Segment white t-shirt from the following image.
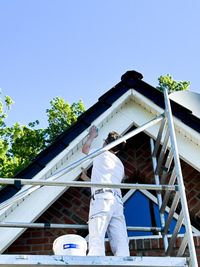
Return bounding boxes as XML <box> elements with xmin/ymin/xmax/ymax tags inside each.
<box><xmin>90</xmin><ymin>149</ymin><xmax>124</xmax><ymax>198</ymax></box>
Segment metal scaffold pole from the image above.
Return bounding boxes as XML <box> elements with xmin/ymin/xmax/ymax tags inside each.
<box><xmin>0</xmin><ymin>178</ymin><xmax>177</xmax><ymax>190</ymax></box>
<box><xmin>150</xmin><ymin>138</ymin><xmax>169</xmax><ymax>251</ymax></box>
<box><xmin>163</xmin><ymin>87</ymin><xmax>198</xmax><ymax>267</ymax></box>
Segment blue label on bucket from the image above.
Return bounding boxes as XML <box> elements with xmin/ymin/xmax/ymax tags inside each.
<box><xmin>63</xmin><ymin>243</ymin><xmax>79</xmax><ymax>249</ymax></box>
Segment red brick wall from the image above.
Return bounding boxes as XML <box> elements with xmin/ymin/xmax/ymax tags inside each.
<box><xmin>5</xmin><ymin>186</ymin><xmax>90</xmax><ymax>255</ymax></box>
<box><xmin>5</xmin><ymin>132</ymin><xmax>200</xmax><ymax>263</ymax></box>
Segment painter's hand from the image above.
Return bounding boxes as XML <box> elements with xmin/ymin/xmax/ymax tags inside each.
<box><xmin>89</xmin><ymin>125</ymin><xmax>98</xmax><ymax>138</ymax></box>
<box><xmin>80</xmin><ymin>168</ymin><xmax>90</xmax><ymax>181</ymax></box>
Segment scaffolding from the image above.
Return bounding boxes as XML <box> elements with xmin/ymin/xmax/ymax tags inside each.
<box><xmin>0</xmin><ymin>88</ymin><xmax>198</xmax><ymax>267</ymax></box>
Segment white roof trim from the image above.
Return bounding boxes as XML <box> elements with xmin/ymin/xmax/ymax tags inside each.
<box><xmin>130</xmin><ymin>89</ymin><xmax>200</xmax><ymax>171</ymax></box>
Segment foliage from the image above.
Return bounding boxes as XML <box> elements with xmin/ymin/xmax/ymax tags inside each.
<box><xmin>3</xmin><ymin>122</ymin><xmax>47</xmax><ymax>177</ymax></box>
<box><xmin>157</xmin><ymin>74</ymin><xmax>190</xmax><ymax>94</ymax></box>
<box><xmin>0</xmin><ymin>93</ymin><xmax>85</xmax><ymax>178</ymax></box>
<box><xmin>46</xmin><ymin>97</ymin><xmax>85</xmax><ymax>143</ymax></box>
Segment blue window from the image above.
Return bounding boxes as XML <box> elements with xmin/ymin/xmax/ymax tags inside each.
<box><xmin>124</xmin><ymin>190</ymin><xmax>185</xmax><ymax>237</ymax></box>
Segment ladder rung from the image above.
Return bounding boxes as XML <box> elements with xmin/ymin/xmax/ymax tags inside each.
<box><xmin>155</xmin><ymin>129</ymin><xmax>170</xmax><ymax>175</ymax></box>
<box><xmin>162</xmin><ymin>192</ymin><xmax>180</xmax><ymax>232</ymax></box>
<box><xmin>152</xmin><ymin>118</ymin><xmax>166</xmax><ymax>157</ymax></box>
<box><xmin>160</xmin><ymin>149</ymin><xmax>174</xmax><ymax>185</ymax></box>
<box><xmin>177</xmin><ymin>233</ymin><xmax>188</xmax><ymax>256</ymax></box>
<box><xmin>160</xmin><ymin>168</ymin><xmax>177</xmax><ymax>212</ymax></box>
<box><xmin>166</xmin><ymin>212</ymin><xmax>184</xmax><ymax>255</ymax></box>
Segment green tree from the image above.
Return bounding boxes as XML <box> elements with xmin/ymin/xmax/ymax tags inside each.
<box><xmin>46</xmin><ymin>97</ymin><xmax>85</xmax><ymax>143</ymax></box>
<box><xmin>0</xmin><ymin>94</ymin><xmax>85</xmax><ymax>178</ymax></box>
<box><xmin>157</xmin><ymin>74</ymin><xmax>190</xmax><ymax>94</ymax></box>
<box><xmin>4</xmin><ymin>122</ymin><xmax>47</xmax><ymax>176</ymax></box>
<box><xmin>0</xmin><ymin>93</ymin><xmax>15</xmax><ymax>177</ymax></box>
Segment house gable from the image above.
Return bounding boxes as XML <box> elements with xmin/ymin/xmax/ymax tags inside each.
<box><xmin>0</xmin><ymin>70</ymin><xmax>200</xmax><ymax>260</ymax></box>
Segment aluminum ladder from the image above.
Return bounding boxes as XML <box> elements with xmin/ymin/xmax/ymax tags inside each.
<box><xmin>149</xmin><ymin>88</ymin><xmax>198</xmax><ymax>267</ymax></box>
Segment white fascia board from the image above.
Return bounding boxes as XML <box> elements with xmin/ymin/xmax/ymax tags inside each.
<box><xmin>0</xmin><ymin>91</ymin><xmax>134</xmax><ymax>253</ymax></box>
<box><xmin>130</xmin><ymin>89</ymin><xmax>200</xmax><ymax>172</ymax></box>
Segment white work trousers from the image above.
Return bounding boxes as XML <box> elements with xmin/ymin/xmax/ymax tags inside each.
<box><xmin>87</xmin><ymin>195</ymin><xmax>130</xmax><ymax>256</ymax></box>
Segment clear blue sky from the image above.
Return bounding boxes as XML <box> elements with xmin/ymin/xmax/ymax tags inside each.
<box><xmin>0</xmin><ymin>0</ymin><xmax>200</xmax><ymax>128</ymax></box>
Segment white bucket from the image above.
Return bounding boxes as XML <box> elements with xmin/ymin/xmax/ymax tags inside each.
<box><xmin>53</xmin><ymin>234</ymin><xmax>87</xmax><ymax>256</ymax></box>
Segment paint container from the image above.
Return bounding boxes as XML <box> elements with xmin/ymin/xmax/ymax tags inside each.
<box><xmin>53</xmin><ymin>234</ymin><xmax>87</xmax><ymax>256</ymax></box>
